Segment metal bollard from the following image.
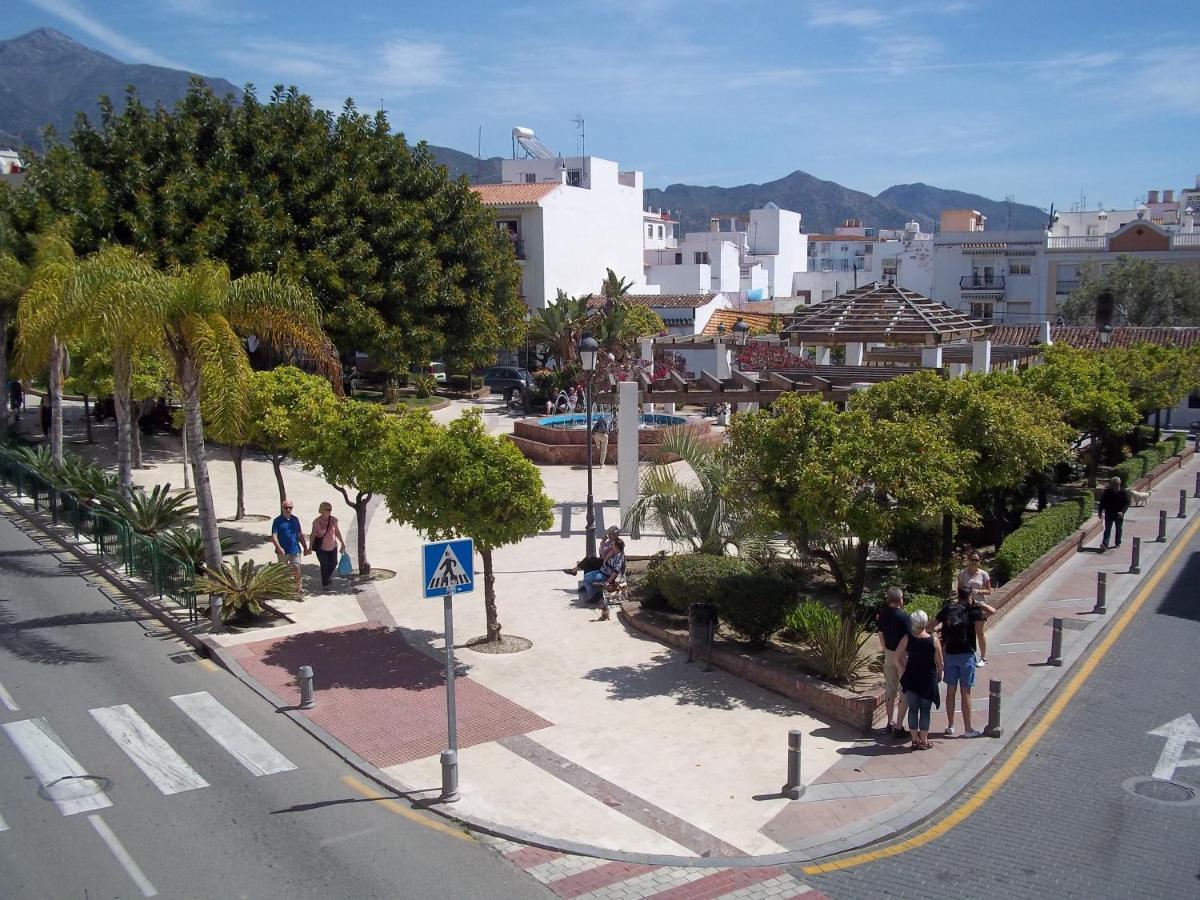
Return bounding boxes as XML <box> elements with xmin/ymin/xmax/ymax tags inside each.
<box><xmin>297</xmin><ymin>665</ymin><xmax>316</xmax><ymax>709</ymax></box>
<box><xmin>1047</xmin><ymin>618</ymin><xmax>1063</xmax><ymax>667</ymax></box>
<box><xmin>440</xmin><ymin>749</ymin><xmax>460</xmax><ymax>802</ymax></box>
<box><xmin>782</xmin><ymin>729</ymin><xmax>805</xmax><ymax>799</ymax></box>
<box><xmin>1158</xmin><ymin>509</ymin><xmax>1168</xmax><ymax>542</ymax></box>
<box><xmin>1092</xmin><ymin>572</ymin><xmax>1107</xmax><ymax>614</ymax></box>
<box><xmin>1195</xmin><ymin>470</ymin><xmax>1200</xmax><ymax>499</ymax></box>
<box><xmin>1130</xmin><ymin>536</ymin><xmax>1141</xmax><ymax>575</ymax></box>
<box><xmin>1179</xmin><ymin>489</ymin><xmax>1187</xmax><ymax>519</ymax></box>
<box><xmin>209</xmin><ymin>594</ymin><xmax>223</xmax><ymax>632</ymax></box>
<box><xmin>984</xmin><ymin>679</ymin><xmax>1003</xmax><ymax>737</ymax></box>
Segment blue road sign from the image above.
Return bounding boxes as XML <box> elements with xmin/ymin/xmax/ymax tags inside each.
<box><xmin>422</xmin><ymin>538</ymin><xmax>475</xmax><ymax>598</ymax></box>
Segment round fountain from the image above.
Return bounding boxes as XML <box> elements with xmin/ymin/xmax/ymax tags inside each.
<box><xmin>509</xmin><ymin>412</ymin><xmax>712</xmax><ymax>465</ymax></box>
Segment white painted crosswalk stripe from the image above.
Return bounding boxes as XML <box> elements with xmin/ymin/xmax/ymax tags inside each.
<box><xmin>89</xmin><ymin>705</ymin><xmax>209</xmax><ymax>795</ymax></box>
<box><xmin>1</xmin><ymin>718</ymin><xmax>113</xmax><ymax>815</ymax></box>
<box><xmin>0</xmin><ymin>809</ymin><xmax>8</xmax><ymax>831</ymax></box>
<box><xmin>0</xmin><ymin>678</ymin><xmax>19</xmax><ymax>712</ymax></box>
<box><xmin>170</xmin><ymin>692</ymin><xmax>296</xmax><ymax>777</ymax></box>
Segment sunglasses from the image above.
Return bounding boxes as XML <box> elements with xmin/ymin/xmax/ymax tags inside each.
<box><xmin>283</xmin><ymin>505</ymin><xmax>294</xmax><ymax>510</ymax></box>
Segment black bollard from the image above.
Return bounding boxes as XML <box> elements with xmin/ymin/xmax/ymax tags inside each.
<box><xmin>1047</xmin><ymin>618</ymin><xmax>1063</xmax><ymax>667</ymax></box>
<box><xmin>1130</xmin><ymin>536</ymin><xmax>1141</xmax><ymax>575</ymax></box>
<box><xmin>1158</xmin><ymin>509</ymin><xmax>1168</xmax><ymax>542</ymax></box>
<box><xmin>1179</xmin><ymin>489</ymin><xmax>1188</xmax><ymax>519</ymax></box>
<box><xmin>1092</xmin><ymin>572</ymin><xmax>1107</xmax><ymax>614</ymax></box>
<box><xmin>782</xmin><ymin>729</ymin><xmax>805</xmax><ymax>799</ymax></box>
<box><xmin>1194</xmin><ymin>470</ymin><xmax>1200</xmax><ymax>499</ymax></box>
<box><xmin>298</xmin><ymin>665</ymin><xmax>316</xmax><ymax>709</ymax></box>
<box><xmin>984</xmin><ymin>680</ymin><xmax>1003</xmax><ymax>737</ymax></box>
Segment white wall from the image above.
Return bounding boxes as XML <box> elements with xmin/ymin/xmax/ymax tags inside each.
<box><xmin>646</xmin><ymin>263</ymin><xmax>711</xmax><ymax>293</ymax></box>
<box><xmin>932</xmin><ymin>230</ymin><xmax>1048</xmax><ymax>322</ymax></box>
<box><xmin>747</xmin><ymin>207</ymin><xmax>807</xmax><ymax>298</ymax></box>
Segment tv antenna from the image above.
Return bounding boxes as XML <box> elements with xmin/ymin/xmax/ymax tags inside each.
<box><xmin>572</xmin><ymin>114</ymin><xmax>585</xmax><ymax>158</ymax></box>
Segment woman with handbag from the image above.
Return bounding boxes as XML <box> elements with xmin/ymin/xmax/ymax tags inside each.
<box><xmin>310</xmin><ymin>502</ymin><xmax>347</xmax><ymax>590</ymax></box>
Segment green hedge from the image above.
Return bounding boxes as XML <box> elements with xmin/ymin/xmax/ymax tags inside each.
<box><xmin>715</xmin><ymin>572</ymin><xmax>801</xmax><ymax>650</ymax></box>
<box><xmin>1112</xmin><ymin>458</ymin><xmax>1142</xmax><ymax>488</ymax></box>
<box><xmin>994</xmin><ymin>493</ymin><xmax>1095</xmax><ymax>583</ymax></box>
<box><xmin>1168</xmin><ymin>433</ymin><xmax>1188</xmax><ymax>455</ymax></box>
<box><xmin>1112</xmin><ymin>436</ymin><xmax>1185</xmax><ymax>489</ymax></box>
<box><xmin>643</xmin><ymin>553</ymin><xmax>751</xmax><ymax>612</ymax></box>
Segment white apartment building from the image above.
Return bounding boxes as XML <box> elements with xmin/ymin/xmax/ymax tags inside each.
<box><xmin>471</xmin><ymin>139</ymin><xmax>646</xmax><ymax>310</ymax></box>
<box><xmin>933</xmin><ymin>224</ymin><xmax>1047</xmax><ymax>323</ymax></box>
<box><xmin>790</xmin><ymin>220</ymin><xmax>934</xmax><ymax>309</ymax></box>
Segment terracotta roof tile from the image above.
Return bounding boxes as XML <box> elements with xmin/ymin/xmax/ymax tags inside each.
<box><xmin>701</xmin><ymin>308</ymin><xmax>774</xmax><ymax>335</ymax></box>
<box><xmin>590</xmin><ymin>293</ymin><xmax>722</xmax><ymax>310</ymax></box>
<box><xmin>470</xmin><ymin>183</ymin><xmax>561</xmax><ymax>206</ymax></box>
<box><xmin>988</xmin><ymin>325</ymin><xmax>1200</xmax><ymax>351</ymax></box>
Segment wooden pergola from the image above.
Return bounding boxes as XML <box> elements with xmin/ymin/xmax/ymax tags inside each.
<box><xmin>781</xmin><ymin>281</ymin><xmax>992</xmax><ymax>347</ymax></box>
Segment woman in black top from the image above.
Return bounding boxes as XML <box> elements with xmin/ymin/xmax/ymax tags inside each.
<box><xmin>897</xmin><ymin>610</ymin><xmax>943</xmax><ymax>750</ymax></box>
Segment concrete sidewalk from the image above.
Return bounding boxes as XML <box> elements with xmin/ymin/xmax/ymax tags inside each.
<box><xmin>17</xmin><ymin>403</ymin><xmax>1199</xmax><ymax>877</ymax></box>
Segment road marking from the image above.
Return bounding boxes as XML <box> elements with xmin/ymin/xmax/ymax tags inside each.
<box><xmin>1</xmin><ymin>718</ymin><xmax>113</xmax><ymax>815</ymax></box>
<box><xmin>196</xmin><ymin>658</ymin><xmax>219</xmax><ymax>673</ymax></box>
<box><xmin>340</xmin><ymin>775</ymin><xmax>474</xmax><ymax>843</ymax></box>
<box><xmin>0</xmin><ymin>679</ymin><xmax>19</xmax><ymax>712</ymax></box>
<box><xmin>89</xmin><ymin>705</ymin><xmax>209</xmax><ymax>795</ymax></box>
<box><xmin>170</xmin><ymin>692</ymin><xmax>296</xmax><ymax>777</ymax></box>
<box><xmin>88</xmin><ymin>815</ymin><xmax>158</xmax><ymax>897</ymax></box>
<box><xmin>805</xmin><ymin>510</ymin><xmax>1200</xmax><ymax>875</ymax></box>
<box><xmin>0</xmin><ymin>809</ymin><xmax>8</xmax><ymax>831</ymax></box>
<box><xmin>1148</xmin><ymin>714</ymin><xmax>1200</xmax><ymax>781</ymax></box>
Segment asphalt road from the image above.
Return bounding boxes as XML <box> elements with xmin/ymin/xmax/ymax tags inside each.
<box><xmin>0</xmin><ymin>512</ymin><xmax>547</xmax><ymax>899</ymax></box>
<box><xmin>798</xmin><ymin>520</ymin><xmax>1200</xmax><ymax>899</ymax></box>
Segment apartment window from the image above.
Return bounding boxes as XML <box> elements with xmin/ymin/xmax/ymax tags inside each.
<box><xmin>567</xmin><ymin>169</ymin><xmax>583</xmax><ymax>187</ymax></box>
<box><xmin>674</xmin><ymin>252</ymin><xmax>683</xmax><ymax>265</ymax></box>
<box><xmin>647</xmin><ymin>224</ymin><xmax>654</xmax><ymax>238</ymax></box>
<box><xmin>694</xmin><ymin>251</ymin><xmax>710</xmax><ymax>265</ymax></box>
<box><xmin>970</xmin><ymin>302</ymin><xmax>994</xmax><ymax>319</ymax></box>
<box><xmin>1008</xmin><ymin>261</ymin><xmax>1031</xmax><ymax>275</ymax></box>
<box><xmin>524</xmin><ymin>173</ymin><xmax>536</xmax><ymax>183</ymax></box>
<box><xmin>1086</xmin><ymin>225</ymin><xmax>1099</xmax><ymax>236</ymax></box>
<box><xmin>657</xmin><ymin>225</ymin><xmax>664</xmax><ymax>239</ymax></box>
<box><xmin>1188</xmin><ymin>392</ymin><xmax>1200</xmax><ymax>409</ymax></box>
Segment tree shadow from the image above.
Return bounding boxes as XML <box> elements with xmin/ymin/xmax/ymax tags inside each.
<box><xmin>259</xmin><ymin>625</ymin><xmax>464</xmax><ymax>691</ymax></box>
<box><xmin>1157</xmin><ymin>550</ymin><xmax>1200</xmax><ymax>623</ymax></box>
<box><xmin>0</xmin><ymin>606</ymin><xmax>106</xmax><ymax>665</ymax></box>
<box><xmin>0</xmin><ymin>548</ymin><xmax>78</xmax><ymax>580</ymax></box>
<box><xmin>217</xmin><ymin>522</ymin><xmax>274</xmax><ymax>552</ymax></box>
<box><xmin>583</xmin><ymin>648</ymin><xmax>799</xmax><ymax>714</ymax></box>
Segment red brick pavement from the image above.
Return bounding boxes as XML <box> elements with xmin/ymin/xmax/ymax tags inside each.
<box><xmin>232</xmin><ymin>622</ymin><xmax>551</xmax><ymax>766</ymax></box>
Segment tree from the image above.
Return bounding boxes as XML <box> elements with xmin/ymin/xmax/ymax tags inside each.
<box><xmin>529</xmin><ymin>290</ymin><xmax>591</xmax><ymax>369</ymax></box>
<box><xmin>1105</xmin><ymin>343</ymin><xmax>1200</xmax><ymax>440</ymax></box>
<box><xmin>1021</xmin><ymin>344</ymin><xmax>1140</xmax><ymax>486</ymax></box>
<box><xmin>294</xmin><ymin>398</ymin><xmax>435</xmax><ymax>574</ymax></box>
<box><xmin>246</xmin><ymin>366</ymin><xmax>336</xmax><ymax>505</ymax></box>
<box><xmin>726</xmin><ymin>392</ymin><xmax>971</xmax><ymax>615</ymax></box>
<box><xmin>0</xmin><ymin>250</ymin><xmax>29</xmax><ymax>440</ymax></box>
<box><xmin>33</xmin><ymin>84</ymin><xmax>525</xmax><ymax>376</ymax></box>
<box><xmin>1060</xmin><ymin>255</ymin><xmax>1200</xmax><ymax>326</ymax></box>
<box><xmin>125</xmin><ymin>262</ymin><xmax>337</xmax><ymax>570</ymax></box>
<box><xmin>625</xmin><ymin>427</ymin><xmax>763</xmax><ymax>556</ymax></box>
<box><xmin>384</xmin><ymin>409</ymin><xmax>553</xmax><ymax>643</ymax></box>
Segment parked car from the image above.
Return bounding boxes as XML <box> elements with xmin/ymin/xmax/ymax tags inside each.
<box><xmin>483</xmin><ymin>365</ymin><xmax>531</xmax><ymax>400</ymax></box>
<box><xmin>1189</xmin><ymin>419</ymin><xmax>1200</xmax><ymax>435</ymax></box>
<box><xmin>410</xmin><ymin>361</ymin><xmax>447</xmax><ymax>383</ymax></box>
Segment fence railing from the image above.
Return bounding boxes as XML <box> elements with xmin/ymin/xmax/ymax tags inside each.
<box><xmin>0</xmin><ymin>449</ymin><xmax>197</xmax><ymax>623</ymax></box>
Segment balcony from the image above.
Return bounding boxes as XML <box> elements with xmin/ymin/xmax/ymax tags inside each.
<box><xmin>960</xmin><ymin>275</ymin><xmax>1006</xmax><ymax>291</ymax></box>
<box><xmin>1056</xmin><ymin>280</ymin><xmax>1080</xmax><ymax>295</ymax></box>
<box><xmin>1047</xmin><ymin>235</ymin><xmax>1105</xmax><ymax>250</ymax></box>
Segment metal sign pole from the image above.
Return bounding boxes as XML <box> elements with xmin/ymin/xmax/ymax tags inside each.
<box><xmin>439</xmin><ymin>583</ymin><xmax>460</xmax><ymax>802</ymax></box>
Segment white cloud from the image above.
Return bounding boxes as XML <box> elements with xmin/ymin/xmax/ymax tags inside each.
<box><xmin>160</xmin><ymin>0</ymin><xmax>259</xmax><ymax>25</ymax></box>
<box><xmin>807</xmin><ymin>8</ymin><xmax>890</xmax><ymax>28</ymax></box>
<box><xmin>379</xmin><ymin>39</ymin><xmax>453</xmax><ymax>91</ymax></box>
<box><xmin>27</xmin><ymin>0</ymin><xmax>186</xmax><ymax>67</ymax></box>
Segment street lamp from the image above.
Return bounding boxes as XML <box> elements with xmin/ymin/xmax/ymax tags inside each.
<box><xmin>579</xmin><ymin>332</ymin><xmax>600</xmax><ymax>559</ymax></box>
<box><xmin>732</xmin><ymin>317</ymin><xmax>750</xmax><ymax>347</ymax></box>
<box><xmin>1099</xmin><ymin>323</ymin><xmax>1113</xmax><ymax>348</ymax></box>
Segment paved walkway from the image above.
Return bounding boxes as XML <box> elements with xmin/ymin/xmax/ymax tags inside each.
<box><xmin>14</xmin><ymin>401</ymin><xmax>1200</xmax><ymax>898</ymax></box>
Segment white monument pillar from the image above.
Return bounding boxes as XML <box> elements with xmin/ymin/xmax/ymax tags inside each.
<box><xmin>921</xmin><ymin>346</ymin><xmax>943</xmax><ymax>369</ymax></box>
<box><xmin>971</xmin><ymin>339</ymin><xmax>992</xmax><ymax>373</ymax></box>
<box><xmin>639</xmin><ymin>338</ymin><xmax>655</xmax><ymax>414</ymax></box>
<box><xmin>815</xmin><ymin>345</ymin><xmax>831</xmax><ymax>365</ymax></box>
<box><xmin>845</xmin><ymin>342</ymin><xmax>864</xmax><ymax>366</ymax></box>
<box><xmin>715</xmin><ymin>343</ymin><xmax>732</xmax><ymax>380</ymax></box>
<box><xmin>617</xmin><ymin>380</ymin><xmax>640</xmax><ymax>529</ymax></box>
<box><xmin>1039</xmin><ymin>321</ymin><xmax>1052</xmax><ymax>345</ymax></box>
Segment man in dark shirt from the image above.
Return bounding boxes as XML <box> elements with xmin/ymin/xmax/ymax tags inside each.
<box><xmin>1098</xmin><ymin>476</ymin><xmax>1130</xmax><ymax>550</ymax></box>
<box><xmin>935</xmin><ymin>589</ymin><xmax>996</xmax><ymax>737</ymax></box>
<box><xmin>876</xmin><ymin>587</ymin><xmax>913</xmax><ymax>737</ymax></box>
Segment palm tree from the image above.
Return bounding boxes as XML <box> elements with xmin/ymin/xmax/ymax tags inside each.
<box><xmin>0</xmin><ymin>252</ymin><xmax>29</xmax><ymax>440</ymax></box>
<box><xmin>127</xmin><ymin>262</ymin><xmax>336</xmax><ymax>570</ymax></box>
<box><xmin>529</xmin><ymin>290</ymin><xmax>591</xmax><ymax>369</ymax></box>
<box><xmin>624</xmin><ymin>427</ymin><xmax>765</xmax><ymax>556</ymax></box>
<box><xmin>599</xmin><ymin>268</ymin><xmax>634</xmax><ymax>307</ymax></box>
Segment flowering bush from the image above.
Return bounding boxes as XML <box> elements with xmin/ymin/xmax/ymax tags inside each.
<box><xmin>736</xmin><ymin>343</ymin><xmax>814</xmax><ymax>371</ymax></box>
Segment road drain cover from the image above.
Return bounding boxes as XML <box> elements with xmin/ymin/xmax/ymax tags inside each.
<box><xmin>38</xmin><ymin>775</ymin><xmax>111</xmax><ymax>803</ymax></box>
<box><xmin>1122</xmin><ymin>776</ymin><xmax>1199</xmax><ymax>806</ymax></box>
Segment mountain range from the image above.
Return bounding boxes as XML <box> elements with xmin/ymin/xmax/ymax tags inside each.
<box><xmin>0</xmin><ymin>28</ymin><xmax>1046</xmax><ymax>235</ymax></box>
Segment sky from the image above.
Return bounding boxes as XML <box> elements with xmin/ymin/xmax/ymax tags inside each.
<box><xmin>8</xmin><ymin>0</ymin><xmax>1198</xmax><ymax>212</ymax></box>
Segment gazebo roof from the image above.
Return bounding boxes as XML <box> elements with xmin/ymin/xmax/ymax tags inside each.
<box><xmin>782</xmin><ymin>281</ymin><xmax>991</xmax><ymax>346</ymax></box>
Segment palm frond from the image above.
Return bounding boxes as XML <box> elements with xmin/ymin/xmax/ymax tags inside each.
<box><xmin>113</xmin><ymin>483</ymin><xmax>197</xmax><ymax>535</ymax></box>
<box><xmin>195</xmin><ymin>557</ymin><xmax>299</xmax><ymax>620</ymax></box>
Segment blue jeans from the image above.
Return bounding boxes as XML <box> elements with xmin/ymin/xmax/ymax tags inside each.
<box><xmin>582</xmin><ymin>569</ymin><xmax>607</xmax><ymax>601</ymax></box>
<box><xmin>1103</xmin><ymin>513</ymin><xmax>1123</xmax><ymax>547</ymax></box>
<box><xmin>905</xmin><ymin>691</ymin><xmax>933</xmax><ymax>732</ymax></box>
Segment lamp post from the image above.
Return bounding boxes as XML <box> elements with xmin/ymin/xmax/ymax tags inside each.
<box><xmin>1099</xmin><ymin>323</ymin><xmax>1113</xmax><ymax>349</ymax></box>
<box><xmin>732</xmin><ymin>317</ymin><xmax>750</xmax><ymax>370</ymax></box>
<box><xmin>579</xmin><ymin>332</ymin><xmax>599</xmax><ymax>559</ymax></box>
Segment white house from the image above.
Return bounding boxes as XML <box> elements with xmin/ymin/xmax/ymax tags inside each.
<box><xmin>471</xmin><ymin>144</ymin><xmax>646</xmax><ymax>310</ymax></box>
<box><xmin>932</xmin><ymin>228</ymin><xmax>1048</xmax><ymax>323</ymax></box>
<box><xmin>790</xmin><ymin>220</ymin><xmax>933</xmax><ymax>309</ymax></box>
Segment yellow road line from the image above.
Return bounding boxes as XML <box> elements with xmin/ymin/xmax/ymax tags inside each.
<box><xmin>340</xmin><ymin>775</ymin><xmax>475</xmax><ymax>843</ymax></box>
<box><xmin>804</xmin><ymin>512</ymin><xmax>1200</xmax><ymax>875</ymax></box>
<box><xmin>196</xmin><ymin>658</ymin><xmax>219</xmax><ymax>673</ymax></box>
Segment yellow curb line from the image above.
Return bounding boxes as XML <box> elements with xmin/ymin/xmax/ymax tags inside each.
<box><xmin>340</xmin><ymin>775</ymin><xmax>475</xmax><ymax>843</ymax></box>
<box><xmin>196</xmin><ymin>658</ymin><xmax>219</xmax><ymax>673</ymax></box>
<box><xmin>803</xmin><ymin>511</ymin><xmax>1200</xmax><ymax>875</ymax></box>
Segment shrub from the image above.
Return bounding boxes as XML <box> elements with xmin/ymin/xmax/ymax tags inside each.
<box><xmin>643</xmin><ymin>553</ymin><xmax>751</xmax><ymax>612</ymax></box>
<box><xmin>883</xmin><ymin>516</ymin><xmax>943</xmax><ymax>565</ymax></box>
<box><xmin>896</xmin><ymin>560</ymin><xmax>953</xmax><ymax>596</ymax></box>
<box><xmin>806</xmin><ymin>617</ymin><xmax>875</xmax><ymax>687</ymax></box>
<box><xmin>448</xmin><ymin>374</ymin><xmax>471</xmax><ymax>390</ymax></box>
<box><xmin>113</xmin><ymin>484</ymin><xmax>197</xmax><ymax>536</ymax></box>
<box><xmin>1053</xmin><ymin>457</ymin><xmax>1085</xmax><ymax>485</ymax></box>
<box><xmin>905</xmin><ymin>592</ymin><xmax>947</xmax><ymax>623</ymax></box>
<box><xmin>993</xmin><ymin>493</ymin><xmax>1094</xmax><ymax>583</ymax></box>
<box><xmin>714</xmin><ymin>572</ymin><xmax>800</xmax><ymax>651</ymax></box>
<box><xmin>784</xmin><ymin>597</ymin><xmax>838</xmax><ymax>643</ymax></box>
<box><xmin>1112</xmin><ymin>458</ymin><xmax>1142</xmax><ymax>489</ymax></box>
<box><xmin>1170</xmin><ymin>433</ymin><xmax>1187</xmax><ymax>455</ymax></box>
<box><xmin>195</xmin><ymin>558</ymin><xmax>298</xmax><ymax>622</ymax></box>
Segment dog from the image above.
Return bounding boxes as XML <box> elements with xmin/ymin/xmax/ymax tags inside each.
<box><xmin>1129</xmin><ymin>488</ymin><xmax>1152</xmax><ymax>508</ymax></box>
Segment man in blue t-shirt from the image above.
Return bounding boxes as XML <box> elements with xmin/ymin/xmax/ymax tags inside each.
<box><xmin>271</xmin><ymin>499</ymin><xmax>309</xmax><ymax>594</ymax></box>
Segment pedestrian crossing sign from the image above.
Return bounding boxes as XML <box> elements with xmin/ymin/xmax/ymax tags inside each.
<box><xmin>423</xmin><ymin>538</ymin><xmax>475</xmax><ymax>598</ymax></box>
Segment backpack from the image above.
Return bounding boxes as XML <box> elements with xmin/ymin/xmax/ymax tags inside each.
<box><xmin>941</xmin><ymin>603</ymin><xmax>973</xmax><ymax>654</ymax></box>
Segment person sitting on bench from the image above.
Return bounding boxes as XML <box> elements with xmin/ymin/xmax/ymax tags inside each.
<box><xmin>563</xmin><ymin>526</ymin><xmax>619</xmax><ymax>576</ymax></box>
<box><xmin>582</xmin><ymin>538</ymin><xmax>625</xmax><ymax>604</ymax></box>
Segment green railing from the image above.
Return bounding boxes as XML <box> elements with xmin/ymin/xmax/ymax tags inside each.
<box><xmin>0</xmin><ymin>449</ymin><xmax>198</xmax><ymax>623</ymax></box>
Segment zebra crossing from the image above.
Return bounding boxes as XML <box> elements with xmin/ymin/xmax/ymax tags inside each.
<box><xmin>0</xmin><ymin>690</ymin><xmax>296</xmax><ymax>826</ymax></box>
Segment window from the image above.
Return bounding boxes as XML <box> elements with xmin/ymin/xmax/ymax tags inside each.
<box><xmin>1008</xmin><ymin>261</ymin><xmax>1031</xmax><ymax>275</ymax></box>
<box><xmin>657</xmin><ymin>225</ymin><xmax>664</xmax><ymax>239</ymax></box>
<box><xmin>1188</xmin><ymin>392</ymin><xmax>1200</xmax><ymax>409</ymax></box>
<box><xmin>694</xmin><ymin>251</ymin><xmax>710</xmax><ymax>265</ymax></box>
<box><xmin>567</xmin><ymin>169</ymin><xmax>583</xmax><ymax>187</ymax></box>
<box><xmin>647</xmin><ymin>224</ymin><xmax>654</xmax><ymax>238</ymax></box>
<box><xmin>524</xmin><ymin>173</ymin><xmax>536</xmax><ymax>183</ymax></box>
<box><xmin>970</xmin><ymin>302</ymin><xmax>994</xmax><ymax>319</ymax></box>
<box><xmin>1086</xmin><ymin>225</ymin><xmax>1099</xmax><ymax>236</ymax></box>
<box><xmin>674</xmin><ymin>252</ymin><xmax>683</xmax><ymax>265</ymax></box>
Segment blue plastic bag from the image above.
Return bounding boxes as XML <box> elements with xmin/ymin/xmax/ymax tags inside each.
<box><xmin>337</xmin><ymin>551</ymin><xmax>353</xmax><ymax>576</ymax></box>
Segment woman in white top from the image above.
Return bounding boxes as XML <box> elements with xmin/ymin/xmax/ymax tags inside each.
<box><xmin>958</xmin><ymin>551</ymin><xmax>993</xmax><ymax>665</ymax></box>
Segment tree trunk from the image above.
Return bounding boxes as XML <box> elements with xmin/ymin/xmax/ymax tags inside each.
<box><xmin>181</xmin><ymin>424</ymin><xmax>190</xmax><ymax>490</ymax></box>
<box><xmin>130</xmin><ymin>402</ymin><xmax>143</xmax><ymax>469</ymax></box>
<box><xmin>481</xmin><ymin>547</ymin><xmax>501</xmax><ymax>643</ymax></box>
<box><xmin>992</xmin><ymin>491</ymin><xmax>1006</xmax><ymax>547</ymax></box>
<box><xmin>113</xmin><ymin>350</ymin><xmax>133</xmax><ymax>493</ymax></box>
<box><xmin>82</xmin><ymin>395</ymin><xmax>93</xmax><ymax>443</ymax></box>
<box><xmin>354</xmin><ymin>493</ymin><xmax>371</xmax><ymax>575</ymax></box>
<box><xmin>271</xmin><ymin>455</ymin><xmax>287</xmax><ymax>505</ymax></box>
<box><xmin>49</xmin><ymin>337</ymin><xmax>63</xmax><ymax>464</ymax></box>
<box><xmin>177</xmin><ymin>354</ymin><xmax>223</xmax><ymax>571</ymax></box>
<box><xmin>1087</xmin><ymin>435</ymin><xmax>1099</xmax><ymax>488</ymax></box>
<box><xmin>231</xmin><ymin>446</ymin><xmax>245</xmax><ymax>520</ymax></box>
